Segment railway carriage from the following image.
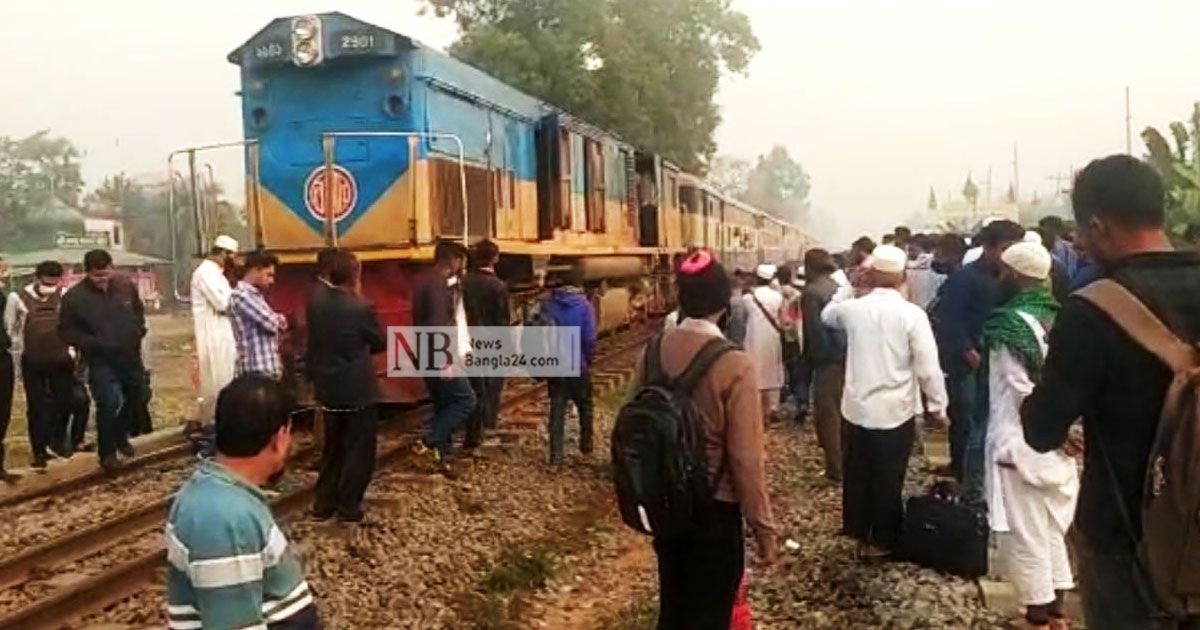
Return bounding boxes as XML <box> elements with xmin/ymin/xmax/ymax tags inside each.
<box><xmin>179</xmin><ymin>12</ymin><xmax>812</xmax><ymax>402</ymax></box>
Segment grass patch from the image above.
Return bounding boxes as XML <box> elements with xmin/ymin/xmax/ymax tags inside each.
<box><xmin>481</xmin><ymin>547</ymin><xmax>559</xmax><ymax>594</ymax></box>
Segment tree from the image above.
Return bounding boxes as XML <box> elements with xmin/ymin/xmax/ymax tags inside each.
<box><xmin>1142</xmin><ymin>103</ymin><xmax>1200</xmax><ymax>240</ymax></box>
<box><xmin>421</xmin><ymin>0</ymin><xmax>759</xmax><ymax>172</ymax></box>
<box><xmin>707</xmin><ymin>155</ymin><xmax>751</xmax><ymax>198</ymax></box>
<box><xmin>0</xmin><ymin>131</ymin><xmax>84</xmax><ymax>249</ymax></box>
<box><xmin>741</xmin><ymin>146</ymin><xmax>811</xmax><ymax>223</ymax></box>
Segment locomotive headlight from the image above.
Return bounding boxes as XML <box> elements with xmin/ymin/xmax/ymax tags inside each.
<box><xmin>293</xmin><ymin>19</ymin><xmax>317</xmax><ymax>41</ymax></box>
<box><xmin>291</xmin><ymin>15</ymin><xmax>323</xmax><ymax>67</ymax></box>
<box><xmin>295</xmin><ymin>42</ymin><xmax>318</xmax><ymax>65</ymax></box>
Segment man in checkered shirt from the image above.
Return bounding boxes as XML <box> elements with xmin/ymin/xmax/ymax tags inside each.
<box><xmin>231</xmin><ymin>251</ymin><xmax>288</xmax><ymax>380</ymax></box>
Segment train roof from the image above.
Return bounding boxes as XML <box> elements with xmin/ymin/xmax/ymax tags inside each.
<box><xmin>230</xmin><ymin>12</ymin><xmax>626</xmax><ymax>148</ymax></box>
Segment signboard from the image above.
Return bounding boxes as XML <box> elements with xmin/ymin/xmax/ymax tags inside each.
<box><xmin>304</xmin><ymin>165</ymin><xmax>358</xmax><ymax>223</ymax></box>
<box><xmin>55</xmin><ymin>232</ymin><xmax>110</xmax><ymax>249</ymax></box>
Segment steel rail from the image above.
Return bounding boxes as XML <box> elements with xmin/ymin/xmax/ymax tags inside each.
<box><xmin>0</xmin><ymin>330</ymin><xmax>653</xmax><ymax>630</ymax></box>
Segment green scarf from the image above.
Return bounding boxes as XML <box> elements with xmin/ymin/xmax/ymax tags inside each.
<box><xmin>983</xmin><ymin>286</ymin><xmax>1059</xmax><ymax>374</ymax></box>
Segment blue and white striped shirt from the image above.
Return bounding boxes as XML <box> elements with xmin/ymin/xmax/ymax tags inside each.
<box><xmin>165</xmin><ymin>459</ymin><xmax>316</xmax><ymax>629</ymax></box>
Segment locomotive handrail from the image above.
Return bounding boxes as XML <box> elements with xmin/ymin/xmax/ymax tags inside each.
<box><xmin>166</xmin><ymin>139</ymin><xmax>261</xmax><ymax>302</ymax></box>
<box><xmin>321</xmin><ymin>131</ymin><xmax>470</xmax><ymax>246</ymax></box>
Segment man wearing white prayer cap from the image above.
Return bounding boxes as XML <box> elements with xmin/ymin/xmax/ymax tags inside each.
<box><xmin>743</xmin><ymin>262</ymin><xmax>786</xmax><ymax>419</ymax></box>
<box><xmin>982</xmin><ymin>240</ymin><xmax>1078</xmax><ymax>627</ymax></box>
<box><xmin>821</xmin><ymin>244</ymin><xmax>949</xmax><ymax>558</ymax></box>
<box><xmin>190</xmin><ymin>235</ymin><xmax>241</xmax><ymax>434</ymax></box>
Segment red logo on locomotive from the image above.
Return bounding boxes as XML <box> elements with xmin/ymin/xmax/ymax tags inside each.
<box><xmin>304</xmin><ymin>165</ymin><xmax>358</xmax><ymax>223</ymax></box>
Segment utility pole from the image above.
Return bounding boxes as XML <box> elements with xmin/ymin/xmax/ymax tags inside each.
<box><xmin>1012</xmin><ymin>143</ymin><xmax>1020</xmax><ymax>203</ymax></box>
<box><xmin>1125</xmin><ymin>87</ymin><xmax>1133</xmax><ymax>155</ymax></box>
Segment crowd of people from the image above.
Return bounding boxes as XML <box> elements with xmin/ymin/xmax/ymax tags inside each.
<box><xmin>6</xmin><ymin>153</ymin><xmax>1199</xmax><ymax>629</ymax></box>
<box><xmin>644</xmin><ymin>153</ymin><xmax>1199</xmax><ymax>630</ymax></box>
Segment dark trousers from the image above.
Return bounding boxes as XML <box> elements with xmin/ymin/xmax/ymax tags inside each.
<box><xmin>465</xmin><ymin>376</ymin><xmax>504</xmax><ymax>447</ymax></box>
<box><xmin>21</xmin><ymin>359</ymin><xmax>76</xmax><ymax>458</ymax></box>
<box><xmin>423</xmin><ymin>376</ymin><xmax>476</xmax><ymax>455</ymax></box>
<box><xmin>948</xmin><ymin>364</ymin><xmax>989</xmax><ymax>505</ymax></box>
<box><xmin>786</xmin><ymin>357</ymin><xmax>812</xmax><ymax>411</ymax></box>
<box><xmin>812</xmin><ymin>363</ymin><xmax>844</xmax><ymax>480</ymax></box>
<box><xmin>126</xmin><ymin>370</ymin><xmax>153</xmax><ymax>437</ymax></box>
<box><xmin>946</xmin><ymin>367</ymin><xmax>981</xmax><ymax>484</ymax></box>
<box><xmin>547</xmin><ymin>373</ymin><xmax>593</xmax><ymax>462</ymax></box>
<box><xmin>66</xmin><ymin>374</ymin><xmax>90</xmax><ymax>448</ymax></box>
<box><xmin>842</xmin><ymin>419</ymin><xmax>915</xmax><ymax>550</ymax></box>
<box><xmin>314</xmin><ymin>405</ymin><xmax>378</xmax><ymax>520</ymax></box>
<box><xmin>0</xmin><ymin>354</ymin><xmax>12</xmax><ymax>469</ymax></box>
<box><xmin>88</xmin><ymin>361</ymin><xmax>144</xmax><ymax>459</ymax></box>
<box><xmin>1074</xmin><ymin>541</ymin><xmax>1200</xmax><ymax>630</ymax></box>
<box><xmin>653</xmin><ymin>501</ymin><xmax>744</xmax><ymax>630</ymax></box>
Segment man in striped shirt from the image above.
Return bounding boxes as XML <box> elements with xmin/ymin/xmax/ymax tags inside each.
<box><xmin>230</xmin><ymin>252</ymin><xmax>288</xmax><ymax>380</ymax></box>
<box><xmin>166</xmin><ymin>374</ymin><xmax>318</xmax><ymax>629</ymax></box>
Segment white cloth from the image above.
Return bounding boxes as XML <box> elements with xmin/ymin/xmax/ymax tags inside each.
<box><xmin>742</xmin><ymin>285</ymin><xmax>785</xmax><ymax>391</ymax></box>
<box><xmin>821</xmin><ymin>288</ymin><xmax>947</xmax><ymax>429</ymax></box>
<box><xmin>905</xmin><ymin>254</ymin><xmax>945</xmax><ymax>310</ymax></box>
<box><xmin>963</xmin><ymin>246</ymin><xmax>983</xmax><ymax>266</ymax></box>
<box><xmin>984</xmin><ymin>314</ymin><xmax>1078</xmax><ymax>607</ymax></box>
<box><xmin>190</xmin><ymin>259</ymin><xmax>237</xmax><ymax>423</ymax></box>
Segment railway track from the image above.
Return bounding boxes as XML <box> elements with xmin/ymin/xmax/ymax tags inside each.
<box><xmin>0</xmin><ymin>326</ymin><xmax>653</xmax><ymax>629</ymax></box>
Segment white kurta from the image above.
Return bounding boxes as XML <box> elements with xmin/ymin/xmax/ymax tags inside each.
<box><xmin>742</xmin><ymin>286</ymin><xmax>785</xmax><ymax>391</ymax></box>
<box><xmin>984</xmin><ymin>319</ymin><xmax>1079</xmax><ymax>606</ymax></box>
<box><xmin>190</xmin><ymin>259</ymin><xmax>237</xmax><ymax>423</ymax></box>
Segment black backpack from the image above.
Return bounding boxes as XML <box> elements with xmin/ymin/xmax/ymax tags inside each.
<box><xmin>19</xmin><ymin>289</ymin><xmax>72</xmax><ymax>369</ymax></box>
<box><xmin>611</xmin><ymin>335</ymin><xmax>737</xmax><ymax>539</ymax></box>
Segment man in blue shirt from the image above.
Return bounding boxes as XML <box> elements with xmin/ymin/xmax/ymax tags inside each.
<box><xmin>166</xmin><ymin>374</ymin><xmax>318</xmax><ymax>629</ymax></box>
<box><xmin>933</xmin><ymin>220</ymin><xmax>1025</xmax><ymax>505</ymax></box>
<box><xmin>542</xmin><ymin>268</ymin><xmax>597</xmax><ymax>465</ymax></box>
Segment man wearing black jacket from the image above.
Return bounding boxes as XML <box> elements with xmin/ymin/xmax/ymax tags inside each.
<box><xmin>463</xmin><ymin>240</ymin><xmax>509</xmax><ymax>449</ymax></box>
<box><xmin>59</xmin><ymin>250</ymin><xmax>147</xmax><ymax>472</ymax></box>
<box><xmin>412</xmin><ymin>240</ymin><xmax>476</xmax><ymax>465</ymax></box>
<box><xmin>309</xmin><ymin>250</ymin><xmax>386</xmax><ymax>522</ymax></box>
<box><xmin>1022</xmin><ymin>155</ymin><xmax>1200</xmax><ymax>629</ymax></box>
<box><xmin>800</xmin><ymin>248</ymin><xmax>845</xmax><ymax>481</ymax></box>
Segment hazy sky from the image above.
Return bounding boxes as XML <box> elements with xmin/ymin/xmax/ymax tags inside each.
<box><xmin>3</xmin><ymin>1</ymin><xmax>1199</xmax><ymax>244</ymax></box>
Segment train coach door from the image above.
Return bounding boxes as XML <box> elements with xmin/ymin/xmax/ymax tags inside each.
<box><xmin>535</xmin><ymin>114</ymin><xmax>562</xmax><ymax>240</ymax></box>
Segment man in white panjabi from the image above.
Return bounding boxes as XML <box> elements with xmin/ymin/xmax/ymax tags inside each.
<box><xmin>982</xmin><ymin>241</ymin><xmax>1078</xmax><ymax>630</ymax></box>
<box><xmin>822</xmin><ymin>245</ymin><xmax>949</xmax><ymax>558</ymax></box>
<box><xmin>742</xmin><ymin>263</ymin><xmax>785</xmax><ymax>419</ymax></box>
<box><xmin>190</xmin><ymin>235</ymin><xmax>240</xmax><ymax>425</ymax></box>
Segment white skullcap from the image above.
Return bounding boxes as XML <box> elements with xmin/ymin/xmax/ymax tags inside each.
<box><xmin>1001</xmin><ymin>241</ymin><xmax>1052</xmax><ymax>280</ymax></box>
<box><xmin>755</xmin><ymin>264</ymin><xmax>777</xmax><ymax>280</ymax></box>
<box><xmin>213</xmin><ymin>235</ymin><xmax>240</xmax><ymax>253</ymax></box>
<box><xmin>1024</xmin><ymin>230</ymin><xmax>1043</xmax><ymax>245</ymax></box>
<box><xmin>867</xmin><ymin>245</ymin><xmax>908</xmax><ymax>274</ymax></box>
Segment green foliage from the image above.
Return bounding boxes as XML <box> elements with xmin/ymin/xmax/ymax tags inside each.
<box><xmin>1142</xmin><ymin>103</ymin><xmax>1200</xmax><ymax>241</ymax></box>
<box><xmin>481</xmin><ymin>547</ymin><xmax>559</xmax><ymax>594</ymax></box>
<box><xmin>0</xmin><ymin>131</ymin><xmax>85</xmax><ymax>249</ymax></box>
<box><xmin>422</xmin><ymin>0</ymin><xmax>759</xmax><ymax>172</ymax></box>
<box><xmin>706</xmin><ymin>155</ymin><xmax>751</xmax><ymax>198</ymax></box>
<box><xmin>742</xmin><ymin>146</ymin><xmax>811</xmax><ymax>223</ymax></box>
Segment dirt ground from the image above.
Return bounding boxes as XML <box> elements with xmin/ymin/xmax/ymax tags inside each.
<box><xmin>5</xmin><ymin>310</ymin><xmax>196</xmax><ymax>467</ymax></box>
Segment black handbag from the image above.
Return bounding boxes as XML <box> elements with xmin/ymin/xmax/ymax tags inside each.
<box><xmin>899</xmin><ymin>482</ymin><xmax>989</xmax><ymax>578</ymax></box>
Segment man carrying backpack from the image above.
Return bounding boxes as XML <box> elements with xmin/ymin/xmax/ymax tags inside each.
<box><xmin>615</xmin><ymin>249</ymin><xmax>776</xmax><ymax>629</ymax></box>
<box><xmin>1023</xmin><ymin>155</ymin><xmax>1200</xmax><ymax>629</ymax></box>
<box><xmin>6</xmin><ymin>261</ymin><xmax>76</xmax><ymax>467</ymax></box>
